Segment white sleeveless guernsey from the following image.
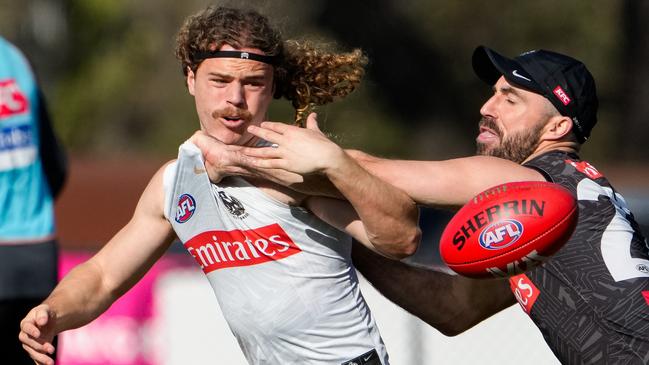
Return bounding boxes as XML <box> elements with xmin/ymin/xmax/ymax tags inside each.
<box><xmin>163</xmin><ymin>142</ymin><xmax>389</xmax><ymax>365</ymax></box>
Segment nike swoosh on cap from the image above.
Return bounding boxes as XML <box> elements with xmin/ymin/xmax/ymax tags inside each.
<box><xmin>512</xmin><ymin>69</ymin><xmax>532</xmax><ymax>82</ymax></box>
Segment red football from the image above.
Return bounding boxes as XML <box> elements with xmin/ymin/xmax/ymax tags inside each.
<box><xmin>439</xmin><ymin>181</ymin><xmax>578</xmax><ymax>278</ymax></box>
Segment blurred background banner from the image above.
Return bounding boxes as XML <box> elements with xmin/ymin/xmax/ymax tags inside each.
<box><xmin>56</xmin><ymin>253</ymin><xmax>175</xmax><ymax>365</ymax></box>
<box><xmin>2</xmin><ymin>0</ymin><xmax>648</xmax><ymax>364</ymax></box>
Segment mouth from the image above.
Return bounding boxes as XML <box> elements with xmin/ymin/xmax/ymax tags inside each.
<box><xmin>476</xmin><ymin>126</ymin><xmax>500</xmax><ymax>143</ymax></box>
<box><xmin>220</xmin><ymin>115</ymin><xmax>247</xmax><ymax>128</ymax></box>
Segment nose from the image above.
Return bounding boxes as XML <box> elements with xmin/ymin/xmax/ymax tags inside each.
<box><xmin>479</xmin><ymin>94</ymin><xmax>497</xmax><ymax>119</ymax></box>
<box><xmin>225</xmin><ymin>82</ymin><xmax>246</xmax><ymax>108</ymax></box>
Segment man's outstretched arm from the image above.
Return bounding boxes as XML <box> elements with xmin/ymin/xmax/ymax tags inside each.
<box><xmin>192</xmin><ymin>114</ymin><xmax>421</xmax><ymax>258</ymax></box>
<box><xmin>19</xmin><ymin>164</ymin><xmax>176</xmax><ymax>365</ymax></box>
<box><xmin>347</xmin><ymin>149</ymin><xmax>546</xmax><ymax>208</ymax></box>
<box><xmin>243</xmin><ymin>114</ymin><xmax>421</xmax><ymax>259</ymax></box>
<box><xmin>351</xmin><ymin>241</ymin><xmax>516</xmax><ymax>335</ymax></box>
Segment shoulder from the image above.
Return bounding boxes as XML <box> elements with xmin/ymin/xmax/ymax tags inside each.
<box><xmin>136</xmin><ymin>160</ymin><xmax>177</xmax><ymax>219</ymax></box>
<box><xmin>524</xmin><ymin>151</ymin><xmax>611</xmax><ymax>197</ymax></box>
<box><xmin>148</xmin><ymin>160</ymin><xmax>177</xmax><ymax>189</ymax></box>
<box><xmin>160</xmin><ymin>159</ymin><xmax>178</xmax><ymax>188</ymax></box>
<box><xmin>524</xmin><ymin>150</ymin><xmax>571</xmax><ymax>169</ymax></box>
<box><xmin>524</xmin><ymin>151</ymin><xmax>586</xmax><ymax>184</ymax></box>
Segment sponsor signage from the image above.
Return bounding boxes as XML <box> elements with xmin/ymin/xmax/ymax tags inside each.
<box><xmin>0</xmin><ymin>79</ymin><xmax>28</xmax><ymax>118</ymax></box>
<box><xmin>509</xmin><ymin>273</ymin><xmax>540</xmax><ymax>314</ymax></box>
<box><xmin>184</xmin><ymin>223</ymin><xmax>301</xmax><ymax>273</ymax></box>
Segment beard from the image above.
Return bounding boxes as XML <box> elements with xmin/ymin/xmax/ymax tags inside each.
<box><xmin>476</xmin><ymin>116</ymin><xmax>545</xmax><ymax>164</ymax></box>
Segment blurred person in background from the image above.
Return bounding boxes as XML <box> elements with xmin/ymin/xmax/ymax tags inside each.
<box><xmin>194</xmin><ymin>46</ymin><xmax>649</xmax><ymax>364</ymax></box>
<box><xmin>0</xmin><ymin>36</ymin><xmax>67</xmax><ymax>365</ymax></box>
<box><xmin>18</xmin><ymin>6</ymin><xmax>420</xmax><ymax>365</ymax></box>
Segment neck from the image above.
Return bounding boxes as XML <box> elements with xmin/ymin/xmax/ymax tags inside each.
<box><xmin>523</xmin><ymin>140</ymin><xmax>580</xmax><ymax>164</ymax></box>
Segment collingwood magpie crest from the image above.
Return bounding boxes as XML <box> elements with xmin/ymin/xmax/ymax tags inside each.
<box><xmin>216</xmin><ymin>189</ymin><xmax>248</xmax><ymax>219</ymax></box>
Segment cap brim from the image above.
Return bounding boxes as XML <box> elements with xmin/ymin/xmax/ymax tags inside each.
<box><xmin>472</xmin><ymin>46</ymin><xmax>507</xmax><ymax>85</ymax></box>
<box><xmin>472</xmin><ymin>46</ymin><xmax>541</xmax><ymax>93</ymax></box>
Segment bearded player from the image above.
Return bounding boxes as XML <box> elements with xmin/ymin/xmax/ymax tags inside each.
<box><xmin>195</xmin><ymin>46</ymin><xmax>649</xmax><ymax>363</ymax></box>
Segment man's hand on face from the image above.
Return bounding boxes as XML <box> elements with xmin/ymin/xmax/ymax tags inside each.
<box><xmin>242</xmin><ymin>113</ymin><xmax>347</xmax><ymax>175</ymax></box>
<box><xmin>190</xmin><ymin>130</ymin><xmax>308</xmax><ymax>187</ymax></box>
<box><xmin>190</xmin><ymin>131</ymin><xmax>259</xmax><ymax>183</ymax></box>
<box><xmin>191</xmin><ymin>116</ymin><xmax>343</xmax><ymax>198</ymax></box>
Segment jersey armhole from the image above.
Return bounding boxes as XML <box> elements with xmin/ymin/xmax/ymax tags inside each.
<box><xmin>162</xmin><ymin>161</ymin><xmax>178</xmax><ymax>221</ymax></box>
<box><xmin>525</xmin><ymin>164</ymin><xmax>554</xmax><ymax>183</ymax></box>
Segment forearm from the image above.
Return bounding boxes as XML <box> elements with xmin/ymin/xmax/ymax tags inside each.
<box><xmin>351</xmin><ymin>242</ymin><xmax>515</xmax><ymax>335</ymax></box>
<box><xmin>326</xmin><ymin>152</ymin><xmax>420</xmax><ymax>258</ymax></box>
<box><xmin>347</xmin><ymin>150</ymin><xmax>456</xmax><ymax>207</ymax></box>
<box><xmin>287</xmin><ymin>174</ymin><xmax>344</xmax><ymax>199</ymax></box>
<box><xmin>42</xmin><ymin>258</ymin><xmax>118</xmax><ymax>334</ymax></box>
<box><xmin>349</xmin><ymin>151</ymin><xmax>546</xmax><ymax>207</ymax></box>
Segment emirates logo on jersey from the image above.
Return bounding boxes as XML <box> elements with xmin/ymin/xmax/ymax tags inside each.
<box><xmin>184</xmin><ymin>223</ymin><xmax>301</xmax><ymax>273</ymax></box>
<box><xmin>0</xmin><ymin>79</ymin><xmax>29</xmax><ymax>119</ymax></box>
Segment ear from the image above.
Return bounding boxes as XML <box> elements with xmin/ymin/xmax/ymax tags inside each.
<box><xmin>543</xmin><ymin>115</ymin><xmax>573</xmax><ymax>140</ymax></box>
<box><xmin>187</xmin><ymin>67</ymin><xmax>196</xmax><ymax>96</ymax></box>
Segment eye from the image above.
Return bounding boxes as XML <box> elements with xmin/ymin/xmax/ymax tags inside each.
<box><xmin>245</xmin><ymin>81</ymin><xmax>265</xmax><ymax>90</ymax></box>
<box><xmin>210</xmin><ymin>78</ymin><xmax>227</xmax><ymax>87</ymax></box>
<box><xmin>506</xmin><ymin>98</ymin><xmax>516</xmax><ymax>104</ymax></box>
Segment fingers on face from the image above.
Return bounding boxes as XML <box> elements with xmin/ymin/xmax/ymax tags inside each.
<box><xmin>241</xmin><ymin>147</ymin><xmax>281</xmax><ymax>159</ymax></box>
<box><xmin>259</xmin><ymin>121</ymin><xmax>289</xmax><ymax>134</ymax></box>
<box><xmin>248</xmin><ymin>125</ymin><xmax>282</xmax><ymax>144</ymax></box>
<box><xmin>251</xmin><ymin>158</ymin><xmax>284</xmax><ymax>169</ymax></box>
<box><xmin>225</xmin><ymin>144</ymin><xmax>244</xmax><ymax>151</ymax></box>
<box><xmin>189</xmin><ymin>130</ymin><xmax>203</xmax><ymax>143</ymax></box>
<box><xmin>190</xmin><ymin>131</ymin><xmax>211</xmax><ymax>149</ymax></box>
<box><xmin>237</xmin><ymin>148</ymin><xmax>284</xmax><ymax>169</ymax></box>
<box><xmin>306</xmin><ymin>113</ymin><xmax>320</xmax><ymax>131</ymax></box>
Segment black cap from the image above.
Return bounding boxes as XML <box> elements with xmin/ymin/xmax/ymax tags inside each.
<box><xmin>472</xmin><ymin>46</ymin><xmax>598</xmax><ymax>143</ymax></box>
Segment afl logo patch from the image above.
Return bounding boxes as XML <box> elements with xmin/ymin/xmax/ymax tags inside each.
<box><xmin>217</xmin><ymin>191</ymin><xmax>248</xmax><ymax>219</ymax></box>
<box><xmin>479</xmin><ymin>219</ymin><xmax>523</xmax><ymax>250</ymax></box>
<box><xmin>175</xmin><ymin>194</ymin><xmax>196</xmax><ymax>223</ymax></box>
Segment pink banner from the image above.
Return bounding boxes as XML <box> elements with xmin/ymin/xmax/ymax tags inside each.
<box><xmin>57</xmin><ymin>251</ymin><xmax>191</xmax><ymax>365</ymax></box>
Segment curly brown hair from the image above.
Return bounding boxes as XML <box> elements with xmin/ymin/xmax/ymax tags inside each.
<box><xmin>175</xmin><ymin>6</ymin><xmax>367</xmax><ymax>126</ymax></box>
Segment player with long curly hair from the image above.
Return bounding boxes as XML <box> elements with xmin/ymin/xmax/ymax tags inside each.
<box><xmin>175</xmin><ymin>6</ymin><xmax>368</xmax><ymax>126</ymax></box>
<box><xmin>19</xmin><ymin>6</ymin><xmax>418</xmax><ymax>365</ymax></box>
